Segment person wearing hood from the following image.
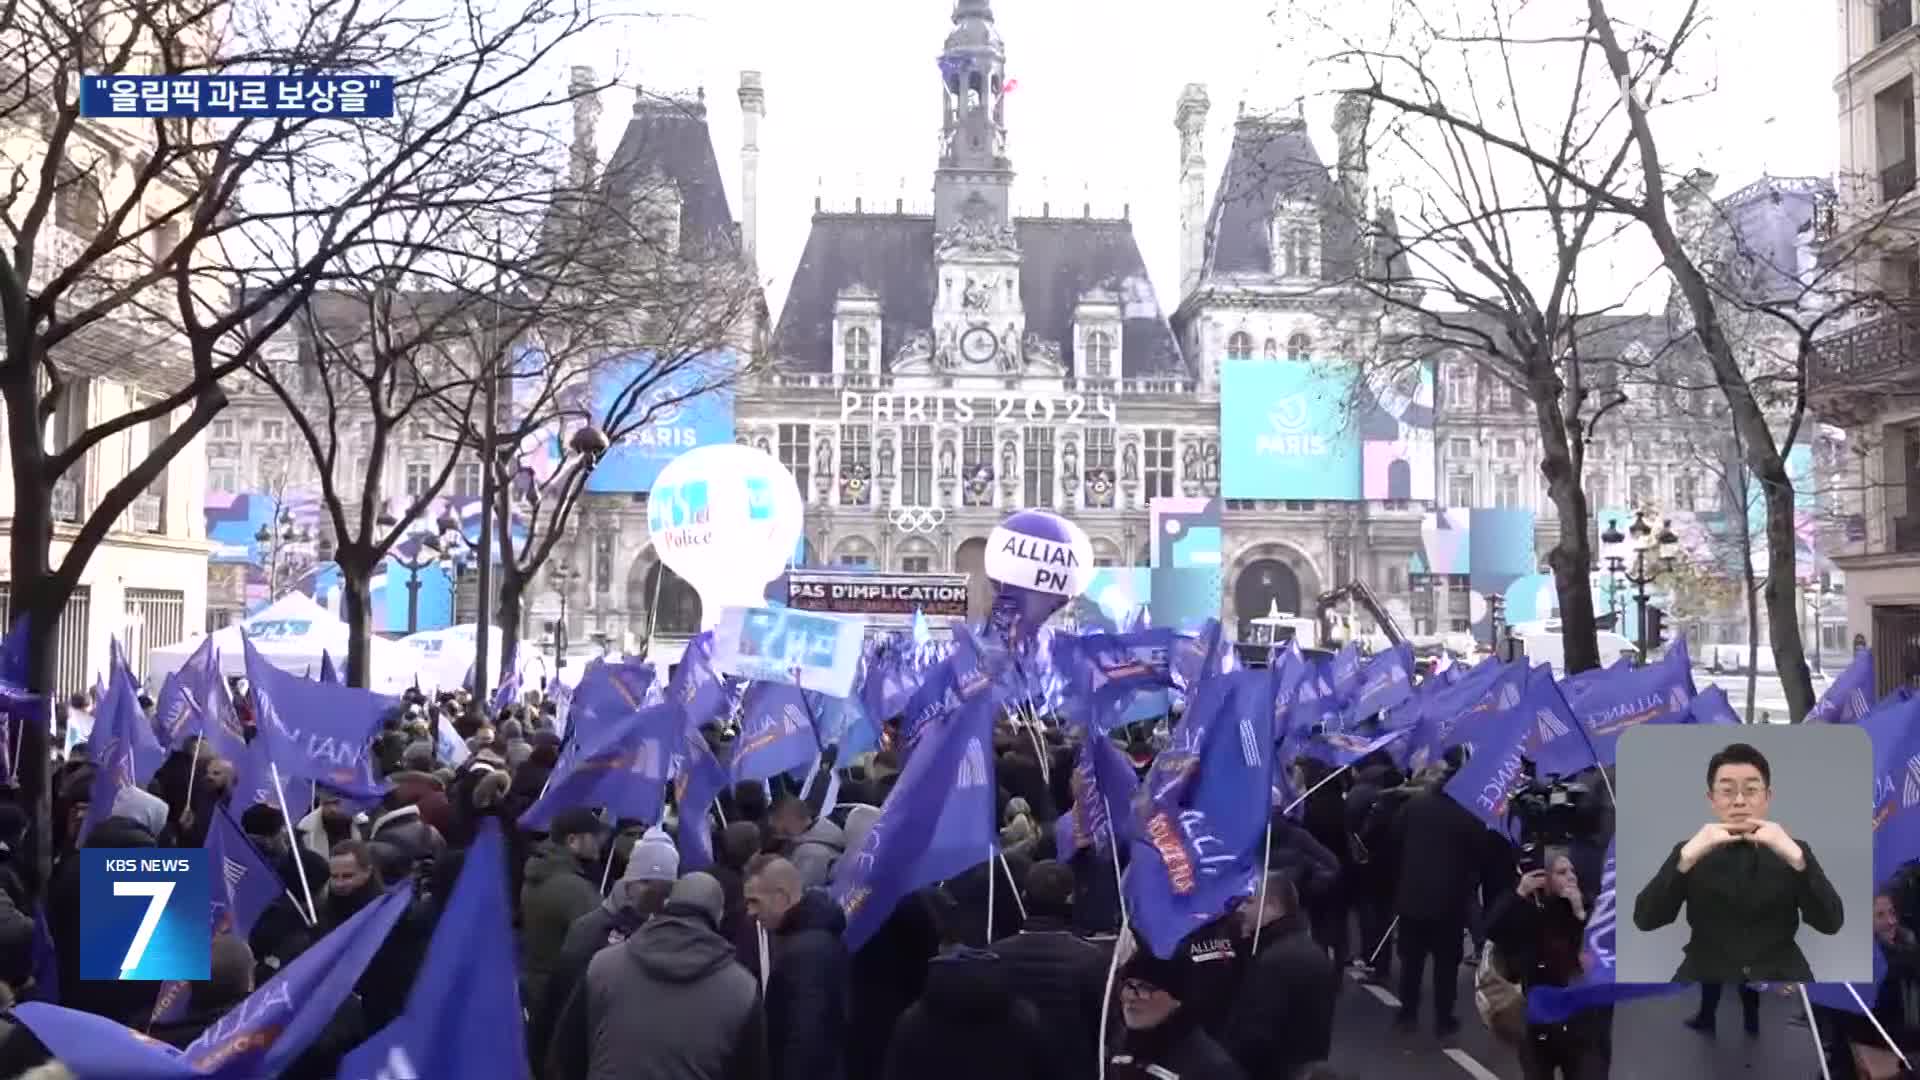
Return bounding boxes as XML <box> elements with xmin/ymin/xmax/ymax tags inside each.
<box><xmin>710</xmin><ymin>821</ymin><xmax>766</xmax><ymax>950</ymax></box>
<box><xmin>361</xmin><ymin>773</ymin><xmax>450</xmax><ymax>863</ymax></box>
<box><xmin>769</xmin><ymin>795</ymin><xmax>844</xmax><ymax>890</ymax></box>
<box><xmin>1222</xmin><ymin>873</ymin><xmax>1335</xmax><ymax>1079</ymax></box>
<box><xmin>521</xmin><ymin>809</ymin><xmax>609</xmax><ymax>1018</ymax></box>
<box><xmin>745</xmin><ymin>854</ymin><xmax>850</xmax><ymax>1080</ymax></box>
<box><xmin>530</xmin><ymin>827</ymin><xmax>681</xmax><ymax>1067</ymax></box>
<box><xmin>545</xmin><ymin>872</ymin><xmax>768</xmax><ymax>1080</ymax></box>
<box><xmin>988</xmin><ymin>861</ymin><xmax>1106</xmax><ymax>1080</ymax></box>
<box><xmin>45</xmin><ymin>787</ymin><xmax>169</xmax><ymax>1026</ymax></box>
<box><xmin>1108</xmin><ymin>933</ymin><xmax>1245</xmax><ymax>1080</ymax></box>
<box><xmin>880</xmin><ymin>889</ymin><xmax>1058</xmax><ymax>1080</ymax></box>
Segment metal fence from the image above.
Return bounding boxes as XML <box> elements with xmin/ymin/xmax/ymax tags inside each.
<box><xmin>0</xmin><ymin>583</ymin><xmax>93</xmax><ymax>697</ymax></box>
<box><xmin>1873</xmin><ymin>604</ymin><xmax>1920</xmax><ymax>701</ymax></box>
<box><xmin>123</xmin><ymin>588</ymin><xmax>186</xmax><ymax>684</ymax></box>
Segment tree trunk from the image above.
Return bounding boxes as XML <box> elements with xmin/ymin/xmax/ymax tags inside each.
<box><xmin>496</xmin><ymin>574</ymin><xmax>524</xmax><ymax>702</ymax></box>
<box><xmin>1531</xmin><ymin>382</ymin><xmax>1603</xmax><ymax>675</ymax></box>
<box><xmin>335</xmin><ymin>552</ymin><xmax>377</xmax><ymax>690</ymax></box>
<box><xmin>1744</xmin><ymin>584</ymin><xmax>1760</xmax><ymax>724</ymax></box>
<box><xmin>1760</xmin><ymin>477</ymin><xmax>1817</xmax><ymax>720</ymax></box>
<box><xmin>4</xmin><ymin>361</ymin><xmax>59</xmax><ymax>894</ymax></box>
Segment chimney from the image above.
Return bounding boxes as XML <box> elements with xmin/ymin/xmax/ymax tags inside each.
<box><xmin>738</xmin><ymin>71</ymin><xmax>766</xmax><ymax>268</ymax></box>
<box><xmin>1175</xmin><ymin>83</ymin><xmax>1211</xmax><ymax>300</ymax></box>
<box><xmin>1333</xmin><ymin>91</ymin><xmax>1372</xmax><ymax>217</ymax></box>
<box><xmin>569</xmin><ymin>65</ymin><xmax>601</xmax><ymax>190</ymax></box>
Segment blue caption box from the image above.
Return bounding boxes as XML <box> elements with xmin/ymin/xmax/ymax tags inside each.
<box><xmin>79</xmin><ymin>848</ymin><xmax>211</xmax><ymax>981</ymax></box>
<box><xmin>78</xmin><ymin>75</ymin><xmax>395</xmax><ymax>119</ymax></box>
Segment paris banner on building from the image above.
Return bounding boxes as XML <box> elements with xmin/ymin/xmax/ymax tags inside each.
<box><xmin>1220</xmin><ymin>358</ymin><xmax>1435</xmax><ymax>503</ymax></box>
<box><xmin>785</xmin><ymin>571</ymin><xmax>971</xmax><ymax>620</ymax></box>
<box><xmin>578</xmin><ymin>351</ymin><xmax>738</xmax><ymax>494</ymax></box>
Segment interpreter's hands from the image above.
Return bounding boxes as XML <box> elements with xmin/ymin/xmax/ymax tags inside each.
<box><xmin>1747</xmin><ymin>820</ymin><xmax>1806</xmax><ymax>870</ymax></box>
<box><xmin>1516</xmin><ymin>869</ymin><xmax>1549</xmax><ymax>898</ymax></box>
<box><xmin>1678</xmin><ymin>822</ymin><xmax>1749</xmax><ymax>871</ymax></box>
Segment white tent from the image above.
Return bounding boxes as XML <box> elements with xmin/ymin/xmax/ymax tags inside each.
<box><xmin>147</xmin><ymin>593</ymin><xmax>420</xmax><ymax>694</ymax></box>
<box><xmin>399</xmin><ymin>624</ymin><xmax>542</xmax><ymax>695</ymax></box>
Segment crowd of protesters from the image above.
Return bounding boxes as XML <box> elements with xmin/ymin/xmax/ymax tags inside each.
<box><xmin>0</xmin><ymin>669</ymin><xmax>1914</xmax><ymax>1080</ymax></box>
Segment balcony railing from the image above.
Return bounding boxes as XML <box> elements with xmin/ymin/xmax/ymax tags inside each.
<box><xmin>128</xmin><ymin>493</ymin><xmax>163</xmax><ymax>535</ymax></box>
<box><xmin>1884</xmin><ymin>157</ymin><xmax>1916</xmax><ymax>205</ymax></box>
<box><xmin>1811</xmin><ymin>303</ymin><xmax>1920</xmax><ymax>389</ymax></box>
<box><xmin>1881</xmin><ymin>0</ymin><xmax>1915</xmax><ymax>44</ymax></box>
<box><xmin>50</xmin><ymin>476</ymin><xmax>80</xmax><ymax>523</ymax></box>
<box><xmin>753</xmin><ymin>370</ymin><xmax>1199</xmax><ymax>396</ymax></box>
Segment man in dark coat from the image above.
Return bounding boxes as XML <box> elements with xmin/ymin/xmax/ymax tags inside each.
<box><xmin>1222</xmin><ymin>873</ymin><xmax>1335</xmax><ymax>1078</ymax></box>
<box><xmin>746</xmin><ymin>855</ymin><xmax>851</xmax><ymax>1080</ymax></box>
<box><xmin>1390</xmin><ymin>765</ymin><xmax>1505</xmax><ymax>1038</ymax></box>
<box><xmin>520</xmin><ymin>809</ymin><xmax>608</xmax><ymax>1016</ymax></box>
<box><xmin>1107</xmin><ymin>935</ymin><xmax>1246</xmax><ymax>1080</ymax></box>
<box><xmin>881</xmin><ymin>889</ymin><xmax>1057</xmax><ymax>1080</ymax></box>
<box><xmin>988</xmin><ymin>861</ymin><xmax>1105</xmax><ymax>1080</ymax></box>
<box><xmin>546</xmin><ymin>873</ymin><xmax>768</xmax><ymax>1080</ymax></box>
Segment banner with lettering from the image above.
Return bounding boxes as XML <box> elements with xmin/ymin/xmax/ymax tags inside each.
<box><xmin>712</xmin><ymin>606</ymin><xmax>864</xmax><ymax>698</ymax></box>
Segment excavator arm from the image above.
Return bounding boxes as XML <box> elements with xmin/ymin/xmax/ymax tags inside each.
<box><xmin>1314</xmin><ymin>581</ymin><xmax>1407</xmax><ymax>646</ymax></box>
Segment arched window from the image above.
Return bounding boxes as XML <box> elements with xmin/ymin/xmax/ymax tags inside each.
<box><xmin>1227</xmin><ymin>332</ymin><xmax>1253</xmax><ymax>361</ymax></box>
<box><xmin>1084</xmin><ymin>331</ymin><xmax>1114</xmax><ymax>379</ymax></box>
<box><xmin>1629</xmin><ymin>473</ymin><xmax>1654</xmax><ymax>507</ymax></box>
<box><xmin>1287</xmin><ymin>333</ymin><xmax>1311</xmax><ymax>362</ymax></box>
<box><xmin>843</xmin><ymin>327</ymin><xmax>872</xmax><ymax>372</ymax></box>
<box><xmin>1285</xmin><ymin>227</ymin><xmax>1315</xmax><ymax>276</ymax></box>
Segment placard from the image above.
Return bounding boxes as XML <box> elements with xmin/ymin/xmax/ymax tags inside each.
<box><xmin>786</xmin><ymin>572</ymin><xmax>969</xmax><ymax>618</ymax></box>
<box><xmin>711</xmin><ymin>606</ymin><xmax>864</xmax><ymax>698</ymax></box>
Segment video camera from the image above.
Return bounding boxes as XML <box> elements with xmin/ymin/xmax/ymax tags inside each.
<box><xmin>1507</xmin><ymin>772</ymin><xmax>1606</xmax><ymax>851</ymax></box>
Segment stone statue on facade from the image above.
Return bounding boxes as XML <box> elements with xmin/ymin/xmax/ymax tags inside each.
<box><xmin>1183</xmin><ymin>442</ymin><xmax>1201</xmax><ymax>479</ymax></box>
<box><xmin>878</xmin><ymin>436</ymin><xmax>895</xmax><ymax>479</ymax></box>
<box><xmin>939</xmin><ymin>441</ymin><xmax>956</xmax><ymax>479</ymax></box>
<box><xmin>936</xmin><ymin>325</ymin><xmax>959</xmax><ymax>370</ymax></box>
<box><xmin>1060</xmin><ymin>440</ymin><xmax>1079</xmax><ymax>489</ymax></box>
<box><xmin>1000</xmin><ymin>438</ymin><xmax>1017</xmax><ymax>481</ymax></box>
<box><xmin>1122</xmin><ymin>441</ymin><xmax>1138</xmax><ymax>483</ymax></box>
<box><xmin>963</xmin><ymin>274</ymin><xmax>994</xmax><ymax>314</ymax></box>
<box><xmin>815</xmin><ymin>438</ymin><xmax>832</xmax><ymax>482</ymax></box>
<box><xmin>894</xmin><ymin>329</ymin><xmax>934</xmax><ymax>374</ymax></box>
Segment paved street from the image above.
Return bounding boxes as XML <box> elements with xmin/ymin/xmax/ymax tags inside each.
<box><xmin>1327</xmin><ymin>954</ymin><xmax>1826</xmax><ymax>1078</ymax></box>
<box><xmin>1691</xmin><ymin>670</ymin><xmax>1845</xmax><ymax>722</ymax></box>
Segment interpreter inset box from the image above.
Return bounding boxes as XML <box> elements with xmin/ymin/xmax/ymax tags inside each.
<box><xmin>1615</xmin><ymin>724</ymin><xmax>1872</xmax><ymax>984</ymax></box>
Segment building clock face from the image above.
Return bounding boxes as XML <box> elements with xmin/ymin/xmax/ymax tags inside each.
<box><xmin>960</xmin><ymin>326</ymin><xmax>998</xmax><ymax>365</ymax></box>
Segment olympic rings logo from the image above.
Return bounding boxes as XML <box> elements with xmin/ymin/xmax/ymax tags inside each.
<box><xmin>889</xmin><ymin>506</ymin><xmax>947</xmax><ymax>534</ymax></box>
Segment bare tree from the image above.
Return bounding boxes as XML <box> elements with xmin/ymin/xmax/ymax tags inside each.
<box><xmin>442</xmin><ymin>109</ymin><xmax>768</xmax><ymax>682</ymax></box>
<box><xmin>0</xmin><ymin>0</ymin><xmax>633</xmax><ymax>864</ymax></box>
<box><xmin>1296</xmin><ymin>0</ymin><xmax>1690</xmax><ymax>674</ymax></box>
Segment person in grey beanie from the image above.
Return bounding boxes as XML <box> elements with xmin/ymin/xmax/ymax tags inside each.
<box><xmin>529</xmin><ymin>827</ymin><xmax>683</xmax><ymax>1066</ymax></box>
<box><xmin>547</xmin><ymin>872</ymin><xmax>769</xmax><ymax>1080</ymax></box>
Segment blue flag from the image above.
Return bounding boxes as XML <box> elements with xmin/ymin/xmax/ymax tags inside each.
<box><xmin>1808</xmin><ymin>649</ymin><xmax>1875</xmax><ymax>725</ymax></box>
<box><xmin>1522</xmin><ymin>666</ymin><xmax>1604</xmax><ymax>779</ymax></box>
<box><xmin>150</xmin><ymin>806</ymin><xmax>283</xmax><ymax>1027</ymax></box>
<box><xmin>15</xmin><ymin>883</ymin><xmax>413</xmax><ymax>1079</ymax></box>
<box><xmin>1124</xmin><ymin>668</ymin><xmax>1274</xmax><ymax>958</ymax></box>
<box><xmin>1525</xmin><ymin>839</ymin><xmax>1686</xmax><ymax>1022</ymax></box>
<box><xmin>519</xmin><ymin>701</ymin><xmax>681</xmax><ymax>830</ymax></box>
<box><xmin>490</xmin><ymin>646</ymin><xmax>521</xmax><ymax>715</ymax></box>
<box><xmin>81</xmin><ymin>639</ymin><xmax>168</xmax><ymax>843</ymax></box>
<box><xmin>0</xmin><ymin>616</ymin><xmax>44</xmax><ymax>787</ymax></box>
<box><xmin>733</xmin><ymin>682</ymin><xmax>820</xmax><ymax>783</ymax></box>
<box><xmin>911</xmin><ymin>607</ymin><xmax>932</xmax><ymax>649</ymax></box>
<box><xmin>1055</xmin><ymin>723</ymin><xmax>1143</xmax><ymax>859</ymax></box>
<box><xmin>317</xmin><ymin>650</ymin><xmax>339</xmax><ymax>685</ymax></box>
<box><xmin>1400</xmin><ymin>661</ymin><xmax>1526</xmax><ymax>775</ymax></box>
<box><xmin>673</xmin><ymin>727</ymin><xmax>732</xmax><ymax>872</ymax></box>
<box><xmin>812</xmin><ymin>689</ymin><xmax>879</xmax><ymax>760</ymax></box>
<box><xmin>26</xmin><ymin>905</ymin><xmax>57</xmax><ymax>1004</ymax></box>
<box><xmin>1445</xmin><ymin>667</ymin><xmax>1588</xmax><ymax>833</ymax></box>
<box><xmin>337</xmin><ymin>822</ymin><xmax>527</xmax><ymax>1080</ymax></box>
<box><xmin>1329</xmin><ymin>641</ymin><xmax>1363</xmax><ymax>700</ymax></box>
<box><xmin>833</xmin><ymin>648</ymin><xmax>1000</xmax><ymax>952</ymax></box>
<box><xmin>242</xmin><ymin>637</ymin><xmax>389</xmax><ymax>799</ymax></box>
<box><xmin>1170</xmin><ymin>619</ymin><xmax>1236</xmax><ymax>694</ymax></box>
<box><xmin>1347</xmin><ymin>642</ymin><xmax>1415</xmax><ymax>724</ymax></box>
<box><xmin>665</xmin><ymin>634</ymin><xmax>728</xmax><ymax>732</ymax></box>
<box><xmin>1304</xmin><ymin>726</ymin><xmax>1411</xmax><ymax>770</ymax></box>
<box><xmin>1685</xmin><ymin>685</ymin><xmax>1741</xmax><ymax>726</ymax></box>
<box><xmin>1564</xmin><ymin>639</ymin><xmax>1695</xmax><ymax>765</ymax></box>
<box><xmin>1561</xmin><ymin>656</ymin><xmax>1632</xmax><ymax>701</ymax></box>
<box><xmin>1808</xmin><ymin>688</ymin><xmax>1920</xmax><ymax>1012</ymax></box>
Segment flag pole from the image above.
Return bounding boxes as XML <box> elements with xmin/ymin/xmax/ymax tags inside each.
<box><xmin>1845</xmin><ymin>983</ymin><xmax>1910</xmax><ymax>1072</ymax></box>
<box><xmin>1798</xmin><ymin>984</ymin><xmax>1835</xmax><ymax>1080</ymax></box>
<box><xmin>984</xmin><ymin>842</ymin><xmax>996</xmax><ymax>945</ymax></box>
<box><xmin>268</xmin><ymin>762</ymin><xmax>320</xmax><ymax>925</ymax></box>
<box><xmin>1096</xmin><ymin>814</ymin><xmax>1131</xmax><ymax>1080</ymax></box>
<box><xmin>1250</xmin><ymin>818</ymin><xmax>1275</xmax><ymax>956</ymax></box>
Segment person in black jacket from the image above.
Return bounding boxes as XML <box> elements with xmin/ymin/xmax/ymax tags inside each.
<box><xmin>1631</xmin><ymin>741</ymin><xmax>1845</xmax><ymax>983</ymax></box>
<box><xmin>1108</xmin><ymin>935</ymin><xmax>1246</xmax><ymax>1080</ymax></box>
<box><xmin>882</xmin><ymin>893</ymin><xmax>1058</xmax><ymax>1080</ymax></box>
<box><xmin>746</xmin><ymin>854</ymin><xmax>851</xmax><ymax>1080</ymax></box>
<box><xmin>1390</xmin><ymin>764</ymin><xmax>1505</xmax><ymax>1039</ymax></box>
<box><xmin>1223</xmin><ymin>873</ymin><xmax>1335</xmax><ymax>1078</ymax></box>
<box><xmin>45</xmin><ymin>788</ymin><xmax>169</xmax><ymax>1026</ymax></box>
<box><xmin>1346</xmin><ymin>759</ymin><xmax>1407</xmax><ymax>981</ymax></box>
<box><xmin>1291</xmin><ymin>758</ymin><xmax>1354</xmax><ymax>973</ymax></box>
<box><xmin>1486</xmin><ymin>848</ymin><xmax>1610</xmax><ymax>1080</ymax></box>
<box><xmin>989</xmin><ymin>861</ymin><xmax>1106</xmax><ymax>1080</ymax></box>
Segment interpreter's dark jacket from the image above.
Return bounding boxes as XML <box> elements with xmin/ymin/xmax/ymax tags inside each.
<box><xmin>1632</xmin><ymin>836</ymin><xmax>1845</xmax><ymax>982</ymax></box>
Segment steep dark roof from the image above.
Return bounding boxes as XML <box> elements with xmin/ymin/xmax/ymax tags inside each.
<box><xmin>771</xmin><ymin>212</ymin><xmax>1183</xmax><ymax>376</ymax></box>
<box><xmin>1202</xmin><ymin>116</ymin><xmax>1336</xmax><ymax>278</ymax></box>
<box><xmin>603</xmin><ymin>96</ymin><xmax>740</xmax><ymax>258</ymax></box>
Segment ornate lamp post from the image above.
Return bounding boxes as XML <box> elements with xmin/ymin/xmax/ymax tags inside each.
<box><xmin>1601</xmin><ymin>510</ymin><xmax>1680</xmax><ymax>661</ymax></box>
<box><xmin>253</xmin><ymin>511</ymin><xmax>313</xmax><ymax>601</ymax></box>
<box><xmin>376</xmin><ymin>509</ymin><xmax>470</xmax><ymax>634</ymax></box>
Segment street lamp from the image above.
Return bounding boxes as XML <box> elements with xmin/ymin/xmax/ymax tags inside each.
<box><xmin>253</xmin><ymin>511</ymin><xmax>313</xmax><ymax>601</ymax></box>
<box><xmin>548</xmin><ymin>560</ymin><xmax>584</xmax><ymax>669</ymax></box>
<box><xmin>377</xmin><ymin>510</ymin><xmax>469</xmax><ymax>634</ymax></box>
<box><xmin>1601</xmin><ymin>510</ymin><xmax>1680</xmax><ymax>662</ymax></box>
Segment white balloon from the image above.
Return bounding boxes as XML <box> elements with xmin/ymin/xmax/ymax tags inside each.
<box><xmin>646</xmin><ymin>444</ymin><xmax>805</xmax><ymax>630</ymax></box>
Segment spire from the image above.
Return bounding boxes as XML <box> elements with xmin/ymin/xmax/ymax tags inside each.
<box><xmin>954</xmin><ymin>0</ymin><xmax>992</xmax><ymax>19</ymax></box>
<box><xmin>934</xmin><ymin>0</ymin><xmax>1012</xmax><ymax>232</ymax></box>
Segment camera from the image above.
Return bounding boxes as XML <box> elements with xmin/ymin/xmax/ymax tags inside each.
<box><xmin>1507</xmin><ymin>773</ymin><xmax>1604</xmax><ymax>848</ymax></box>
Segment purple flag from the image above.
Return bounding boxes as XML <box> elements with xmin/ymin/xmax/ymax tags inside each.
<box><xmin>1807</xmin><ymin>649</ymin><xmax>1875</xmax><ymax>725</ymax></box>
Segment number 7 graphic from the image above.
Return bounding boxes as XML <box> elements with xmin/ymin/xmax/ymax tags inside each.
<box><xmin>114</xmin><ymin>880</ymin><xmax>176</xmax><ymax>976</ymax></box>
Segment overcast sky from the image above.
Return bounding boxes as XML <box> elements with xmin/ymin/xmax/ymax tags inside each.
<box><xmin>574</xmin><ymin>0</ymin><xmax>1837</xmax><ymax>319</ymax></box>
